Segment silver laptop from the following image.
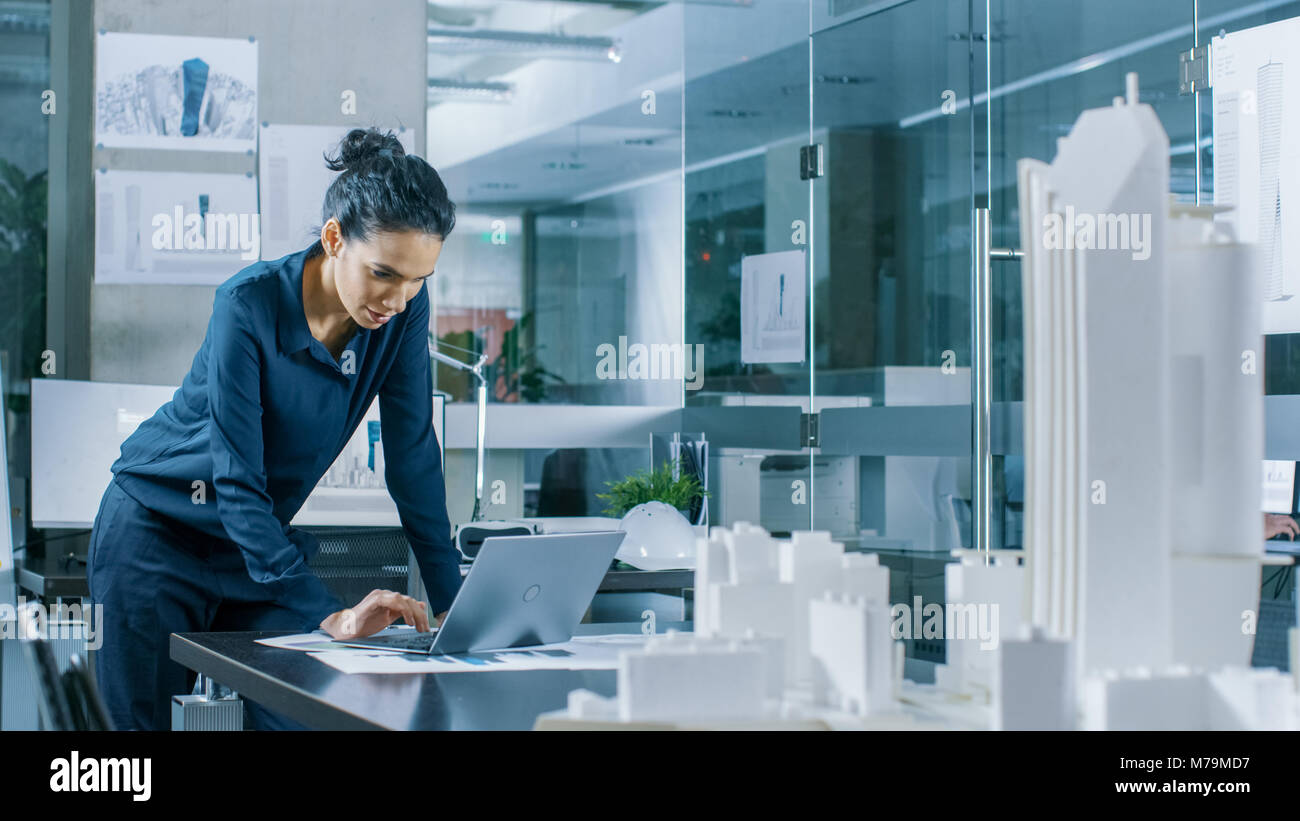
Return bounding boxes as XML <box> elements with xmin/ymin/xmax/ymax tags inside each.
<box><xmin>331</xmin><ymin>530</ymin><xmax>626</xmax><ymax>655</ymax></box>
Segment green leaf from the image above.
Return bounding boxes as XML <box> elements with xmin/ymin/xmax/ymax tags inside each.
<box><xmin>596</xmin><ymin>458</ymin><xmax>710</xmax><ymax>518</ymax></box>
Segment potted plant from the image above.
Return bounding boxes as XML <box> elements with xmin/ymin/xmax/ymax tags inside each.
<box><xmin>597</xmin><ymin>459</ymin><xmax>709</xmax><ymax>520</ymax></box>
<box><xmin>599</xmin><ymin>459</ymin><xmax>710</xmax><ymax>571</ymax></box>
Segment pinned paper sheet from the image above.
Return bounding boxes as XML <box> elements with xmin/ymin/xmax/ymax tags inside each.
<box><xmin>740</xmin><ymin>250</ymin><xmax>806</xmax><ymax>364</ymax></box>
<box><xmin>258</xmin><ymin>124</ymin><xmax>415</xmax><ymax>261</ymax></box>
<box><xmin>95</xmin><ymin>32</ymin><xmax>258</xmax><ymax>153</ymax></box>
<box><xmin>93</xmin><ymin>169</ymin><xmax>258</xmax><ymax>285</ymax></box>
<box><xmin>1213</xmin><ymin>18</ymin><xmax>1300</xmax><ymax>333</ymax></box>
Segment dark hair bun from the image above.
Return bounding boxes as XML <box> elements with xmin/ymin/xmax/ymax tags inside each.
<box><xmin>324</xmin><ymin>127</ymin><xmax>406</xmax><ymax>172</ymax></box>
<box><xmin>317</xmin><ymin>125</ymin><xmax>456</xmax><ymax>244</ymax></box>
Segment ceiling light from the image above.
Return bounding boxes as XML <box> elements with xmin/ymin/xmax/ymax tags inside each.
<box><xmin>427</xmin><ymin>78</ymin><xmax>515</xmax><ymax>103</ymax></box>
<box><xmin>427</xmin><ymin>27</ymin><xmax>622</xmax><ymax>63</ymax></box>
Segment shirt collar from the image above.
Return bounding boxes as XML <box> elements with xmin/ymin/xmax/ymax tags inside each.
<box><xmin>276</xmin><ymin>245</ymin><xmax>315</xmax><ymax>355</ymax></box>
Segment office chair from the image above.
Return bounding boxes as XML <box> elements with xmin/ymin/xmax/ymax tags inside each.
<box><xmin>538</xmin><ymin>448</ymin><xmax>589</xmax><ymax>516</ymax></box>
<box><xmin>62</xmin><ymin>654</ymin><xmax>113</xmax><ymax>731</ymax></box>
<box><xmin>17</xmin><ymin>605</ymin><xmax>114</xmax><ymax>730</ymax></box>
<box><xmin>302</xmin><ymin>526</ymin><xmax>416</xmax><ymax>606</ymax></box>
<box><xmin>23</xmin><ymin>622</ymin><xmax>73</xmax><ymax>730</ymax></box>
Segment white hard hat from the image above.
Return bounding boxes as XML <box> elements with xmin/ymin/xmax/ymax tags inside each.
<box><xmin>616</xmin><ymin>501</ymin><xmax>697</xmax><ymax>570</ymax></box>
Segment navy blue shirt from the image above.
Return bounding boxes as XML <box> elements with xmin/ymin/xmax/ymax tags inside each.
<box><xmin>111</xmin><ymin>242</ymin><xmax>463</xmax><ymax>631</ymax></box>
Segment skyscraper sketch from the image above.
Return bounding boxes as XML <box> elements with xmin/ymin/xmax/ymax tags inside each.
<box><xmin>1258</xmin><ymin>60</ymin><xmax>1288</xmax><ymax>300</ymax></box>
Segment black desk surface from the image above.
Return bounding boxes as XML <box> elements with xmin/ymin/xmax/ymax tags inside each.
<box><xmin>170</xmin><ymin>622</ymin><xmax>691</xmax><ymax>730</ymax></box>
<box><xmin>23</xmin><ymin>559</ymin><xmax>692</xmax><ymax>602</ymax></box>
<box><xmin>17</xmin><ymin>552</ymin><xmax>91</xmax><ymax>599</ymax></box>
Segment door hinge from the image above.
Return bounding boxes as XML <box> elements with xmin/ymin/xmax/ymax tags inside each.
<box><xmin>800</xmin><ymin>144</ymin><xmax>824</xmax><ymax>180</ymax></box>
<box><xmin>800</xmin><ymin>412</ymin><xmax>820</xmax><ymax>448</ymax></box>
<box><xmin>1179</xmin><ymin>43</ymin><xmax>1211</xmax><ymax>94</ymax></box>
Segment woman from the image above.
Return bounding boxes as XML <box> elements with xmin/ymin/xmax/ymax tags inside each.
<box><xmin>87</xmin><ymin>128</ymin><xmax>463</xmax><ymax>731</ymax></box>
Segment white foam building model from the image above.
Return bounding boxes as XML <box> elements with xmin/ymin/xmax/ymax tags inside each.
<box><xmin>554</xmin><ymin>522</ymin><xmax>897</xmax><ymax>726</ymax></box>
<box><xmin>695</xmin><ymin>524</ymin><xmax>890</xmax><ymax>686</ymax></box>
<box><xmin>1013</xmin><ymin>73</ymin><xmax>1294</xmax><ymax>730</ymax></box>
<box><xmin>808</xmin><ymin>592</ymin><xmax>896</xmax><ymax>717</ymax></box>
<box><xmin>694</xmin><ymin>522</ymin><xmax>794</xmax><ymax>682</ymax></box>
<box><xmin>1018</xmin><ymin>71</ymin><xmax>1174</xmax><ymax>676</ymax></box>
<box><xmin>615</xmin><ymin>631</ymin><xmax>768</xmax><ymax>723</ymax></box>
<box><xmin>559</xmin><ymin>631</ymin><xmax>772</xmax><ymax>725</ymax></box>
<box><xmin>934</xmin><ymin>554</ymin><xmax>1025</xmax><ymax>701</ymax></box>
<box><xmin>1082</xmin><ymin>665</ymin><xmax>1297</xmax><ymax>731</ymax></box>
<box><xmin>993</xmin><ymin>627</ymin><xmax>1076</xmax><ymax>730</ymax></box>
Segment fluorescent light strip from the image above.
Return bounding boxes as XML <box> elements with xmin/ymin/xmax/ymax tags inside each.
<box><xmin>427</xmin><ymin>79</ymin><xmax>515</xmax><ymax>102</ymax></box>
<box><xmin>427</xmin><ymin>27</ymin><xmax>621</xmax><ymax>62</ymax></box>
<box><xmin>898</xmin><ymin>0</ymin><xmax>1296</xmax><ymax>129</ymax></box>
<box><xmin>1170</xmin><ymin>135</ymin><xmax>1213</xmax><ymax>156</ymax></box>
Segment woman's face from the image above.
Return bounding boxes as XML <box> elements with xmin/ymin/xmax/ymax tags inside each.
<box><xmin>330</xmin><ymin>227</ymin><xmax>442</xmax><ymax>329</ymax></box>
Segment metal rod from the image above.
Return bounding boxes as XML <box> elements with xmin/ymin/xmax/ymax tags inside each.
<box><xmin>474</xmin><ymin>382</ymin><xmax>487</xmax><ymax>521</ymax></box>
<box><xmin>429</xmin><ymin>341</ymin><xmax>490</xmax><ymax>521</ymax></box>
<box><xmin>973</xmin><ymin>208</ymin><xmax>993</xmax><ymax>563</ymax></box>
<box><xmin>1194</xmin><ymin>0</ymin><xmax>1201</xmax><ymax>206</ymax></box>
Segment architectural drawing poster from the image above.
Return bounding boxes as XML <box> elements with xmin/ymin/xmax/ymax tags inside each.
<box><xmin>95</xmin><ymin>32</ymin><xmax>258</xmax><ymax>152</ymax></box>
<box><xmin>1213</xmin><ymin>18</ymin><xmax>1300</xmax><ymax>334</ymax></box>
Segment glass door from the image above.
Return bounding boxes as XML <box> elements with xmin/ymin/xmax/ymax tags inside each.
<box><xmin>982</xmin><ymin>0</ymin><xmax>1199</xmax><ymax>551</ymax></box>
<box><xmin>682</xmin><ymin>0</ymin><xmax>815</xmax><ymax>537</ymax></box>
<box><xmin>809</xmin><ymin>0</ymin><xmax>978</xmax><ymax>558</ymax></box>
<box><xmin>808</xmin><ymin>0</ymin><xmax>979</xmax><ymax>668</ymax></box>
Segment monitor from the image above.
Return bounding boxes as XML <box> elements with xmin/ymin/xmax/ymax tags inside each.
<box><xmin>1261</xmin><ymin>460</ymin><xmax>1297</xmax><ymax>514</ymax></box>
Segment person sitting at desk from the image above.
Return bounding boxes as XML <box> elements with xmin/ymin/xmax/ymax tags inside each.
<box><xmin>87</xmin><ymin>128</ymin><xmax>462</xmax><ymax>731</ymax></box>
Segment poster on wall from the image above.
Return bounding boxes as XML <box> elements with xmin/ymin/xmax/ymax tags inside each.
<box><xmin>1212</xmin><ymin>18</ymin><xmax>1300</xmax><ymax>334</ymax></box>
<box><xmin>93</xmin><ymin>169</ymin><xmax>259</xmax><ymax>285</ymax></box>
<box><xmin>740</xmin><ymin>249</ymin><xmax>806</xmax><ymax>364</ymax></box>
<box><xmin>258</xmin><ymin>124</ymin><xmax>416</xmax><ymax>261</ymax></box>
<box><xmin>95</xmin><ymin>32</ymin><xmax>258</xmax><ymax>153</ymax></box>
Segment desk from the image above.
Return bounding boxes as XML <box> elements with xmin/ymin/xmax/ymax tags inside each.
<box><xmin>20</xmin><ymin>558</ymin><xmax>692</xmax><ymax>604</ymax></box>
<box><xmin>169</xmin><ymin>621</ymin><xmax>691</xmax><ymax>730</ymax></box>
<box><xmin>16</xmin><ymin>552</ymin><xmax>91</xmax><ymax>599</ymax></box>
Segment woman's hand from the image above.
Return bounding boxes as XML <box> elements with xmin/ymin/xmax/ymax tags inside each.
<box><xmin>319</xmin><ymin>589</ymin><xmax>432</xmax><ymax>639</ymax></box>
<box><xmin>1265</xmin><ymin>513</ymin><xmax>1299</xmax><ymax>541</ymax></box>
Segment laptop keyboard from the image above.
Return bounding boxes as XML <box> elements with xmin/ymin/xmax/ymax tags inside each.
<box><xmin>345</xmin><ymin>630</ymin><xmax>439</xmax><ymax>651</ymax></box>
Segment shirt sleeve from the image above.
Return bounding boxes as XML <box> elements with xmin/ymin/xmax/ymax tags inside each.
<box><xmin>207</xmin><ymin>288</ymin><xmax>344</xmax><ymax>631</ymax></box>
<box><xmin>379</xmin><ymin>285</ymin><xmax>464</xmax><ymax>615</ymax></box>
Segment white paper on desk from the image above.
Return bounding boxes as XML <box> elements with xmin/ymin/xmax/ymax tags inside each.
<box><xmin>255</xmin><ymin>632</ymin><xmax>370</xmax><ymax>653</ymax></box>
<box><xmin>254</xmin><ymin>627</ymin><xmax>421</xmax><ymax>654</ymax></box>
<box><xmin>307</xmin><ymin>635</ymin><xmax>650</xmax><ymax>674</ymax></box>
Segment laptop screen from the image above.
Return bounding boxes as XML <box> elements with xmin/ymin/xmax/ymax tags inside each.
<box><xmin>1261</xmin><ymin>460</ymin><xmax>1296</xmax><ymax>514</ymax></box>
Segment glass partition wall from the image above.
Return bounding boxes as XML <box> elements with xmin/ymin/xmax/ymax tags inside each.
<box><xmin>808</xmin><ymin>0</ymin><xmax>977</xmax><ymax>563</ymax></box>
<box><xmin>985</xmin><ymin>0</ymin><xmax>1201</xmax><ymax>554</ymax></box>
<box><xmin>426</xmin><ymin>0</ymin><xmax>685</xmax><ymax>526</ymax></box>
<box><xmin>426</xmin><ymin>0</ymin><xmax>1281</xmax><ymax>646</ymax></box>
<box><xmin>677</xmin><ymin>0</ymin><xmax>981</xmax><ymax>567</ymax></box>
<box><xmin>682</xmin><ymin>0</ymin><xmax>815</xmax><ymax>538</ymax></box>
<box><xmin>984</xmin><ymin>0</ymin><xmax>1300</xmax><ymax>550</ymax></box>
